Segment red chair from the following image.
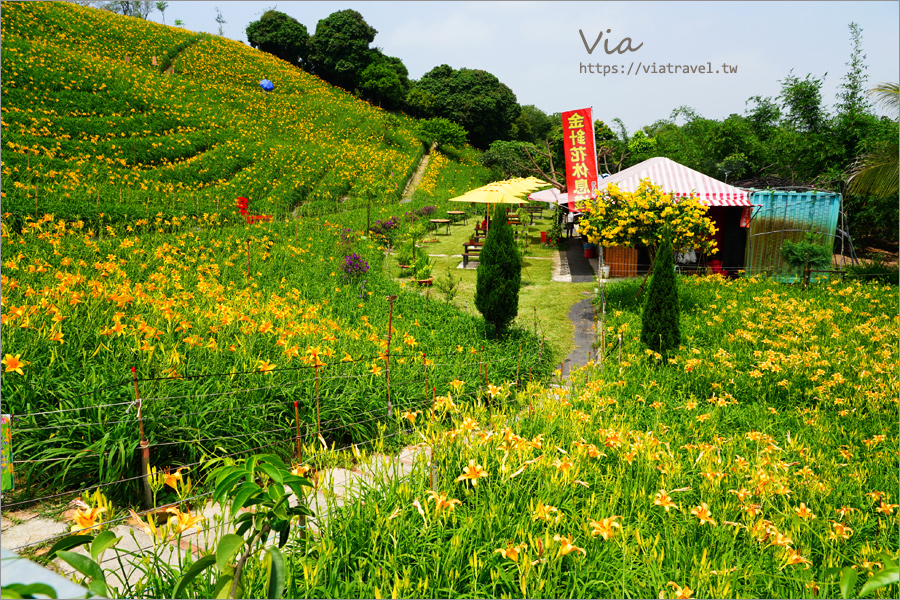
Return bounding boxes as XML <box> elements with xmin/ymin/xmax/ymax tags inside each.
<box><xmin>236</xmin><ymin>197</ymin><xmax>272</xmax><ymax>224</ymax></box>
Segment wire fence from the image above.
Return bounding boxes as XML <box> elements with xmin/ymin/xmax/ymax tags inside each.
<box><xmin>9</xmin><ymin>382</ymin><xmax>532</xmax><ymax>554</ymax></box>
<box><xmin>2</xmin><ymin>340</ymin><xmax>548</xmax><ymax>531</ymax></box>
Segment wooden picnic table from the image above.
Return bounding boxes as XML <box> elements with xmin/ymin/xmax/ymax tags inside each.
<box><xmin>446</xmin><ymin>210</ymin><xmax>467</xmax><ymax>224</ymax></box>
<box><xmin>463</xmin><ymin>240</ymin><xmax>484</xmax><ymax>253</ymax></box>
<box><xmin>430</xmin><ymin>218</ymin><xmax>452</xmax><ymax>235</ymax></box>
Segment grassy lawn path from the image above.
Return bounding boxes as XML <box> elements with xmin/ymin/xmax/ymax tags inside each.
<box><xmin>392</xmin><ymin>208</ymin><xmax>597</xmax><ymax>364</ymax></box>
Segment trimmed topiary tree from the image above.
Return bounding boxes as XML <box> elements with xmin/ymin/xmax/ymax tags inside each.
<box><xmin>475</xmin><ymin>205</ymin><xmax>521</xmax><ymax>334</ymax></box>
<box><xmin>641</xmin><ymin>234</ymin><xmax>680</xmax><ymax>356</ymax></box>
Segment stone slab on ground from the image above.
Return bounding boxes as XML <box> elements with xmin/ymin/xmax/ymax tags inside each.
<box><xmin>562</xmin><ymin>297</ymin><xmax>597</xmax><ymax>375</ymax></box>
<box><xmin>1</xmin><ymin>518</ymin><xmax>68</xmax><ymax>550</ymax></box>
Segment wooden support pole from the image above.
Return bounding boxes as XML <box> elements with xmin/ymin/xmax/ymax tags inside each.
<box><xmin>386</xmin><ymin>295</ymin><xmax>397</xmax><ymax>417</ymax></box>
<box><xmin>314</xmin><ymin>364</ymin><xmax>321</xmax><ymax>445</ymax></box>
<box><xmin>294</xmin><ymin>400</ymin><xmax>302</xmax><ymax>463</ymax></box>
<box><xmin>516</xmin><ymin>340</ymin><xmax>522</xmax><ymax>388</ymax></box>
<box><xmin>131</xmin><ymin>367</ymin><xmax>153</xmax><ymax>510</ymax></box>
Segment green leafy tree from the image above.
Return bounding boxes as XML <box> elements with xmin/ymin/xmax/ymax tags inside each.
<box><xmin>405</xmin><ymin>85</ymin><xmax>438</xmax><ymax>118</ymax></box>
<box><xmin>744</xmin><ymin>95</ymin><xmax>781</xmax><ymax>140</ymax></box>
<box><xmin>417</xmin><ymin>117</ymin><xmax>468</xmax><ymax>149</ymax></box>
<box><xmin>847</xmin><ymin>82</ymin><xmax>899</xmax><ymax>197</ymax></box>
<box><xmin>155</xmin><ymin>1</ymin><xmax>167</xmax><ymax>24</ymax></box>
<box><xmin>778</xmin><ymin>71</ymin><xmax>828</xmax><ymax>134</ymax></box>
<box><xmin>308</xmin><ymin>9</ymin><xmax>377</xmax><ymax>91</ymax></box>
<box><xmin>415</xmin><ymin>64</ymin><xmax>520</xmax><ymax>149</ymax></box>
<box><xmin>246</xmin><ymin>10</ymin><xmax>310</xmax><ymax>68</ymax></box>
<box><xmin>103</xmin><ymin>0</ymin><xmax>153</xmax><ymax>19</ymax></box>
<box><xmin>475</xmin><ymin>205</ymin><xmax>521</xmax><ymax>334</ymax></box>
<box><xmin>480</xmin><ymin>140</ymin><xmax>549</xmax><ymax>179</ymax></box>
<box><xmin>215</xmin><ymin>6</ymin><xmax>226</xmax><ymax>36</ymax></box>
<box><xmin>512</xmin><ymin>104</ymin><xmax>554</xmax><ymax>143</ymax></box>
<box><xmin>640</xmin><ymin>235</ymin><xmax>680</xmax><ymax>357</ymax></box>
<box><xmin>358</xmin><ymin>51</ymin><xmax>409</xmax><ymax>110</ymax></box>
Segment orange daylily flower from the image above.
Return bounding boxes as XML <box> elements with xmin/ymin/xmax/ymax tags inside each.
<box><xmin>455</xmin><ymin>459</ymin><xmax>488</xmax><ymax>487</ymax></box>
<box><xmin>876</xmin><ymin>501</ymin><xmax>899</xmax><ymax>515</ymax></box>
<box><xmin>590</xmin><ymin>516</ymin><xmax>621</xmax><ymax>540</ymax></box>
<box><xmin>70</xmin><ymin>506</ymin><xmax>106</xmax><ymax>532</ymax></box>
<box><xmin>533</xmin><ymin>502</ymin><xmax>559</xmax><ymax>522</ymax></box>
<box><xmin>166</xmin><ymin>507</ymin><xmax>205</xmax><ymax>535</ymax></box>
<box><xmin>667</xmin><ymin>581</ymin><xmax>694</xmax><ymax>599</ymax></box>
<box><xmin>654</xmin><ymin>490</ymin><xmax>678</xmax><ymax>512</ymax></box>
<box><xmin>553</xmin><ymin>534</ymin><xmax>586</xmax><ymax>557</ymax></box>
<box><xmin>426</xmin><ymin>491</ymin><xmax>461</xmax><ymax>514</ymax></box>
<box><xmin>783</xmin><ymin>548</ymin><xmax>812</xmax><ymax>569</ymax></box>
<box><xmin>495</xmin><ymin>542</ymin><xmax>527</xmax><ymax>563</ymax></box>
<box><xmin>690</xmin><ymin>503</ymin><xmax>716</xmax><ymax>526</ymax></box>
<box><xmin>2</xmin><ymin>354</ymin><xmax>25</xmax><ymax>375</ymax></box>
<box><xmin>794</xmin><ymin>502</ymin><xmax>815</xmax><ymax>520</ymax></box>
<box><xmin>829</xmin><ymin>521</ymin><xmax>853</xmax><ymax>540</ymax></box>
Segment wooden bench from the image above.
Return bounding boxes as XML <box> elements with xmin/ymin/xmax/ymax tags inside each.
<box><xmin>462</xmin><ymin>252</ymin><xmax>480</xmax><ymax>268</ymax></box>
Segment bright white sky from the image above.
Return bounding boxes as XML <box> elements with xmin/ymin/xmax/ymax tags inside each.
<box><xmin>153</xmin><ymin>1</ymin><xmax>900</xmax><ymax>133</ymax></box>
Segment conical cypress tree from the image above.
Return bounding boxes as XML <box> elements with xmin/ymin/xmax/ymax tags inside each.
<box><xmin>475</xmin><ymin>205</ymin><xmax>521</xmax><ymax>333</ymax></box>
<box><xmin>640</xmin><ymin>235</ymin><xmax>681</xmax><ymax>356</ymax></box>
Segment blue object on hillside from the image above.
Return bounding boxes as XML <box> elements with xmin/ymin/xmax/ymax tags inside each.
<box><xmin>260</xmin><ymin>79</ymin><xmax>274</xmax><ymax>92</ymax></box>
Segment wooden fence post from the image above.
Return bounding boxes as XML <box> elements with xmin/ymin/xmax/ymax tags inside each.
<box><xmin>385</xmin><ymin>295</ymin><xmax>397</xmax><ymax>417</ymax></box>
<box><xmin>131</xmin><ymin>367</ymin><xmax>153</xmax><ymax>510</ymax></box>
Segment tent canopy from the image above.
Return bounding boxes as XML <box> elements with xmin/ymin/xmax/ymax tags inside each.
<box><xmin>528</xmin><ymin>157</ymin><xmax>753</xmax><ymax>211</ymax></box>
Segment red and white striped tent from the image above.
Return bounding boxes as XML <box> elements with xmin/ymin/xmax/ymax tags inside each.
<box><xmin>528</xmin><ymin>156</ymin><xmax>753</xmax><ymax>211</ymax></box>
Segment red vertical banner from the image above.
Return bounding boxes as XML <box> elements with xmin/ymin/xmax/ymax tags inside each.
<box><xmin>740</xmin><ymin>206</ymin><xmax>753</xmax><ymax>228</ymax></box>
<box><xmin>561</xmin><ymin>107</ymin><xmax>599</xmax><ymax>210</ymax></box>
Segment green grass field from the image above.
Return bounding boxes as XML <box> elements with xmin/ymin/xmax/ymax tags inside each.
<box><xmin>1</xmin><ymin>3</ymin><xmax>897</xmax><ymax>599</ymax></box>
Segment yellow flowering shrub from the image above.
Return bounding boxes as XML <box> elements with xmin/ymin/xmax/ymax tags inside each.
<box><xmin>578</xmin><ymin>179</ymin><xmax>718</xmax><ymax>257</ymax></box>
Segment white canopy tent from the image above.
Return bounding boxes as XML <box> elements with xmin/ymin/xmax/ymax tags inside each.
<box><xmin>527</xmin><ymin>157</ymin><xmax>754</xmax><ymax>211</ymax></box>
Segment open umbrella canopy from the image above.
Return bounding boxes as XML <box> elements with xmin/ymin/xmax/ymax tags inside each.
<box><xmin>450</xmin><ymin>187</ymin><xmax>528</xmax><ymax>204</ymax></box>
<box><xmin>481</xmin><ymin>177</ymin><xmax>549</xmax><ymax>197</ymax></box>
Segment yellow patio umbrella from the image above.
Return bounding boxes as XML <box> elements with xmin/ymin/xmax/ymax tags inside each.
<box><xmin>450</xmin><ymin>187</ymin><xmax>528</xmax><ymax>232</ymax></box>
<box><xmin>481</xmin><ymin>177</ymin><xmax>549</xmax><ymax>197</ymax></box>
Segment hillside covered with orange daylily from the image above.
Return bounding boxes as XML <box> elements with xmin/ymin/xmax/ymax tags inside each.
<box><xmin>1</xmin><ymin>1</ymin><xmax>427</xmax><ymax>227</ymax></box>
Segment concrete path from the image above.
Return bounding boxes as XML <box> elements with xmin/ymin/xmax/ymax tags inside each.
<box><xmin>1</xmin><ymin>445</ymin><xmax>430</xmax><ymax>593</ymax></box>
<box><xmin>400</xmin><ymin>142</ymin><xmax>438</xmax><ymax>204</ymax></box>
<box><xmin>562</xmin><ymin>294</ymin><xmax>597</xmax><ymax>376</ymax></box>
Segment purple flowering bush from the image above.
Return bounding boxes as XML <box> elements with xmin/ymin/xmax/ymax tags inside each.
<box><xmin>342</xmin><ymin>253</ymin><xmax>370</xmax><ymax>279</ymax></box>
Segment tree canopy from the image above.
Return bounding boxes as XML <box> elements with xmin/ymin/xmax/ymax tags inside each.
<box><xmin>475</xmin><ymin>205</ymin><xmax>522</xmax><ymax>334</ymax></box>
<box><xmin>245</xmin><ymin>10</ymin><xmax>310</xmax><ymax>68</ymax></box>
<box><xmin>357</xmin><ymin>50</ymin><xmax>410</xmax><ymax>110</ymax></box>
<box><xmin>413</xmin><ymin>64</ymin><xmax>520</xmax><ymax>149</ymax></box>
<box><xmin>308</xmin><ymin>9</ymin><xmax>377</xmax><ymax>91</ymax></box>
